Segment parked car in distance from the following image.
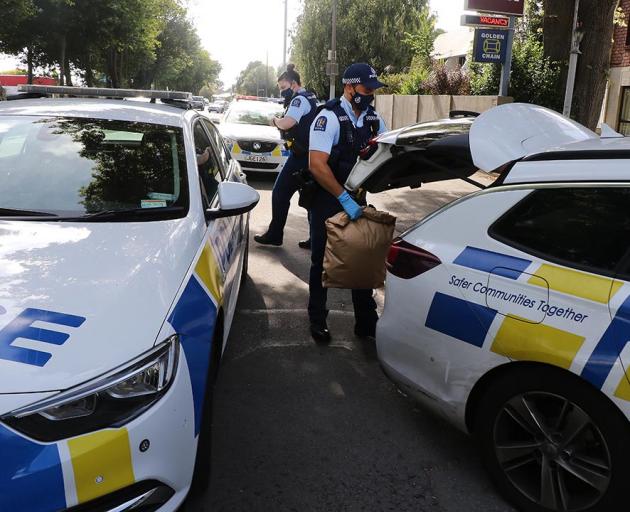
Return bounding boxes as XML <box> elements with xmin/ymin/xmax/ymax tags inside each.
<box><xmin>218</xmin><ymin>99</ymin><xmax>289</xmax><ymax>174</ymax></box>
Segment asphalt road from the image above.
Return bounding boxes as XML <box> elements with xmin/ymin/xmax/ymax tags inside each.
<box><xmin>184</xmin><ymin>172</ymin><xmax>514</xmax><ymax>512</ymax></box>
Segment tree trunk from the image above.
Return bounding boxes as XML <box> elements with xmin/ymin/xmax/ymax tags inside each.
<box><xmin>543</xmin><ymin>0</ymin><xmax>573</xmax><ymax>62</ymax></box>
<box><xmin>64</xmin><ymin>56</ymin><xmax>72</xmax><ymax>86</ymax></box>
<box><xmin>59</xmin><ymin>35</ymin><xmax>67</xmax><ymax>86</ymax></box>
<box><xmin>85</xmin><ymin>54</ymin><xmax>94</xmax><ymax>87</ymax></box>
<box><xmin>544</xmin><ymin>0</ymin><xmax>617</xmax><ymax>129</ymax></box>
<box><xmin>572</xmin><ymin>0</ymin><xmax>617</xmax><ymax>129</ymax></box>
<box><xmin>27</xmin><ymin>48</ymin><xmax>33</xmax><ymax>84</ymax></box>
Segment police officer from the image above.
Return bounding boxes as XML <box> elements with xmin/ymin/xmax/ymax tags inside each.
<box><xmin>307</xmin><ymin>63</ymin><xmax>387</xmax><ymax>342</ymax></box>
<box><xmin>278</xmin><ymin>64</ymin><xmax>296</xmax><ymax>108</ymax></box>
<box><xmin>255</xmin><ymin>64</ymin><xmax>318</xmax><ymax>248</ymax></box>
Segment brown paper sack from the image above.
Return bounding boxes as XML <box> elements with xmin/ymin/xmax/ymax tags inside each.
<box><xmin>322</xmin><ymin>206</ymin><xmax>396</xmax><ymax>289</ymax></box>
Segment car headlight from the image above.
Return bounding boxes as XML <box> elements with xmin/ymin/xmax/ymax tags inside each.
<box><xmin>1</xmin><ymin>336</ymin><xmax>179</xmax><ymax>442</ymax></box>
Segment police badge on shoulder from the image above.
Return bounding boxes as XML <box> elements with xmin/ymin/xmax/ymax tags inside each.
<box><xmin>314</xmin><ymin>116</ymin><xmax>327</xmax><ymax>132</ymax></box>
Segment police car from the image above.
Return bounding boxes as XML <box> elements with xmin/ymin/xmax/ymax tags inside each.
<box><xmin>218</xmin><ymin>99</ymin><xmax>289</xmax><ymax>174</ymax></box>
<box><xmin>0</xmin><ymin>85</ymin><xmax>259</xmax><ymax>511</ymax></box>
<box><xmin>347</xmin><ymin>103</ymin><xmax>630</xmax><ymax>512</ymax></box>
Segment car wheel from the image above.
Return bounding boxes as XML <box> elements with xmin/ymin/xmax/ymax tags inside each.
<box><xmin>190</xmin><ymin>317</ymin><xmax>223</xmax><ymax>494</ymax></box>
<box><xmin>474</xmin><ymin>366</ymin><xmax>629</xmax><ymax>512</ymax></box>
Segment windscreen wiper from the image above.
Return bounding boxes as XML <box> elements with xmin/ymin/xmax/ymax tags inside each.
<box><xmin>0</xmin><ymin>208</ymin><xmax>58</xmax><ymax>217</ymax></box>
<box><xmin>67</xmin><ymin>206</ymin><xmax>186</xmax><ymax>222</ymax></box>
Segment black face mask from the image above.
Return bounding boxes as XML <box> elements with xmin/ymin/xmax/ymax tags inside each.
<box><xmin>351</xmin><ymin>87</ymin><xmax>374</xmax><ymax>111</ymax></box>
<box><xmin>281</xmin><ymin>88</ymin><xmax>293</xmax><ymax>107</ymax></box>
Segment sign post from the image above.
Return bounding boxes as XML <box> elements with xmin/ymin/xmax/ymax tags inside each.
<box><xmin>472</xmin><ymin>27</ymin><xmax>509</xmax><ymax>64</ymax></box>
<box><xmin>466</xmin><ymin>0</ymin><xmax>523</xmax><ymax>97</ymax></box>
<box><xmin>461</xmin><ymin>13</ymin><xmax>509</xmax><ymax>28</ymax></box>
<box><xmin>498</xmin><ymin>16</ymin><xmax>515</xmax><ymax>96</ymax></box>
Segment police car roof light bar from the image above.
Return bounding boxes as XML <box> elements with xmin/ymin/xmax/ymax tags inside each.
<box><xmin>17</xmin><ymin>85</ymin><xmax>192</xmax><ymax>101</ymax></box>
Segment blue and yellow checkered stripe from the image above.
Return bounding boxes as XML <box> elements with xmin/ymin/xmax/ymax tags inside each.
<box><xmin>426</xmin><ymin>246</ymin><xmax>630</xmax><ymax>401</ymax></box>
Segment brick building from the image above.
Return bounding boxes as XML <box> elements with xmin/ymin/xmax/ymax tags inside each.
<box><xmin>604</xmin><ymin>0</ymin><xmax>630</xmax><ymax>134</ymax></box>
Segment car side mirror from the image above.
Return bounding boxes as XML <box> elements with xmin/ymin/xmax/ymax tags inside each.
<box><xmin>205</xmin><ymin>181</ymin><xmax>259</xmax><ymax>220</ymax></box>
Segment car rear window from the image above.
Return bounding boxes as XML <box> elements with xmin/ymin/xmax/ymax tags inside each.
<box><xmin>0</xmin><ymin>116</ymin><xmax>188</xmax><ymax>217</ymax></box>
<box><xmin>488</xmin><ymin>187</ymin><xmax>630</xmax><ymax>278</ymax></box>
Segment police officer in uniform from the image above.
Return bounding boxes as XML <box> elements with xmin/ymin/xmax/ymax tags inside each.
<box><xmin>278</xmin><ymin>65</ymin><xmax>296</xmax><ymax>108</ymax></box>
<box><xmin>307</xmin><ymin>63</ymin><xmax>387</xmax><ymax>342</ymax></box>
<box><xmin>255</xmin><ymin>64</ymin><xmax>318</xmax><ymax>248</ymax></box>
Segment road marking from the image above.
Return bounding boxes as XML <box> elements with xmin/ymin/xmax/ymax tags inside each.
<box><xmin>230</xmin><ymin>340</ymin><xmax>357</xmax><ymax>361</ymax></box>
<box><xmin>239</xmin><ymin>308</ymin><xmax>354</xmax><ymax>316</ymax></box>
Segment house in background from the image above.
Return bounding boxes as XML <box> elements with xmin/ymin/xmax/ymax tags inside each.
<box><xmin>431</xmin><ymin>29</ymin><xmax>474</xmax><ymax>70</ymax></box>
<box><xmin>604</xmin><ymin>0</ymin><xmax>630</xmax><ymax>134</ymax></box>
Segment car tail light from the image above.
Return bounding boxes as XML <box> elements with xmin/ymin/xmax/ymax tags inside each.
<box><xmin>359</xmin><ymin>138</ymin><xmax>379</xmax><ymax>160</ymax></box>
<box><xmin>386</xmin><ymin>238</ymin><xmax>441</xmax><ymax>279</ymax></box>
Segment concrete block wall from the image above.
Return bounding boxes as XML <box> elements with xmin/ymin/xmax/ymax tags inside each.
<box><xmin>374</xmin><ymin>94</ymin><xmax>513</xmax><ymax>129</ymax></box>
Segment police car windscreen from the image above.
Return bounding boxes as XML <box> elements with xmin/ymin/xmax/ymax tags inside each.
<box><xmin>0</xmin><ymin>117</ymin><xmax>188</xmax><ymax>216</ymax></box>
<box><xmin>225</xmin><ymin>102</ymin><xmax>283</xmax><ymax>126</ymax></box>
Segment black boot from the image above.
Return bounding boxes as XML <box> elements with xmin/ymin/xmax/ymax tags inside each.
<box><xmin>254</xmin><ymin>232</ymin><xmax>282</xmax><ymax>246</ymax></box>
<box><xmin>310</xmin><ymin>321</ymin><xmax>331</xmax><ymax>343</ymax></box>
<box><xmin>298</xmin><ymin>238</ymin><xmax>311</xmax><ymax>250</ymax></box>
<box><xmin>354</xmin><ymin>323</ymin><xmax>376</xmax><ymax>339</ymax></box>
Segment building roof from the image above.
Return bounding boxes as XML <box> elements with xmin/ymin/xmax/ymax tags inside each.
<box><xmin>432</xmin><ymin>29</ymin><xmax>474</xmax><ymax>60</ymax></box>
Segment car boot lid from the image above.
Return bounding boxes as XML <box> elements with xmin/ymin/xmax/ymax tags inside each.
<box><xmin>469</xmin><ymin>103</ymin><xmax>597</xmax><ymax>172</ymax></box>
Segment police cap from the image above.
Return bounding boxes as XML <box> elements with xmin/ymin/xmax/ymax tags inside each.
<box><xmin>342</xmin><ymin>63</ymin><xmax>386</xmax><ymax>89</ymax></box>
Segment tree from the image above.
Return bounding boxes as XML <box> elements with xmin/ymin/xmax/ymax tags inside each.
<box><xmin>0</xmin><ymin>0</ymin><xmax>38</xmax><ymax>82</ymax></box>
<box><xmin>543</xmin><ymin>0</ymin><xmax>618</xmax><ymax>129</ymax></box>
<box><xmin>234</xmin><ymin>60</ymin><xmax>276</xmax><ymax>96</ymax></box>
<box><xmin>291</xmin><ymin>0</ymin><xmax>429</xmax><ymax>97</ymax></box>
<box><xmin>0</xmin><ymin>0</ymin><xmax>221</xmax><ymax>92</ymax></box>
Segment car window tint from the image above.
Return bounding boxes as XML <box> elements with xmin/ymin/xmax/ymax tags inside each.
<box><xmin>489</xmin><ymin>187</ymin><xmax>630</xmax><ymax>278</ymax></box>
<box><xmin>193</xmin><ymin>121</ymin><xmax>221</xmax><ymax>203</ymax></box>
<box><xmin>0</xmin><ymin>116</ymin><xmax>188</xmax><ymax>215</ymax></box>
<box><xmin>202</xmin><ymin>119</ymin><xmax>231</xmax><ymax>167</ymax></box>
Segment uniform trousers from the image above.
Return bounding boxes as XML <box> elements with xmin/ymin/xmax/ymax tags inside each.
<box><xmin>267</xmin><ymin>152</ymin><xmax>309</xmax><ymax>241</ymax></box>
<box><xmin>307</xmin><ymin>189</ymin><xmax>378</xmax><ymax>329</ymax></box>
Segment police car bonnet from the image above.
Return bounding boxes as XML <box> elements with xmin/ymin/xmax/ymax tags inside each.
<box><xmin>469</xmin><ymin>103</ymin><xmax>597</xmax><ymax>172</ymax></box>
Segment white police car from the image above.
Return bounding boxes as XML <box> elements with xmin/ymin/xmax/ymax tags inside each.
<box><xmin>347</xmin><ymin>104</ymin><xmax>630</xmax><ymax>512</ymax></box>
<box><xmin>0</xmin><ymin>86</ymin><xmax>259</xmax><ymax>511</ymax></box>
<box><xmin>219</xmin><ymin>99</ymin><xmax>289</xmax><ymax>174</ymax></box>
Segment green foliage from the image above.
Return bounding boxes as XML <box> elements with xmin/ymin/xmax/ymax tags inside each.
<box><xmin>402</xmin><ymin>4</ymin><xmax>442</xmax><ymax>68</ymax></box>
<box><xmin>291</xmin><ymin>0</ymin><xmax>430</xmax><ymax>97</ymax></box>
<box><xmin>372</xmin><ymin>4</ymin><xmax>440</xmax><ymax>95</ymax></box>
<box><xmin>234</xmin><ymin>61</ymin><xmax>277</xmax><ymax>96</ymax></box>
<box><xmin>379</xmin><ymin>62</ymin><xmax>430</xmax><ymax>95</ymax></box>
<box><xmin>423</xmin><ymin>62</ymin><xmax>470</xmax><ymax>95</ymax></box>
<box><xmin>0</xmin><ymin>0</ymin><xmax>221</xmax><ymax>92</ymax></box>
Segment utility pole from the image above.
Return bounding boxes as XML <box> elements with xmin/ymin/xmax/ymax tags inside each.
<box><xmin>266</xmin><ymin>51</ymin><xmax>269</xmax><ymax>97</ymax></box>
<box><xmin>563</xmin><ymin>0</ymin><xmax>582</xmax><ymax>117</ymax></box>
<box><xmin>282</xmin><ymin>0</ymin><xmax>288</xmax><ymax>68</ymax></box>
<box><xmin>498</xmin><ymin>16</ymin><xmax>515</xmax><ymax>97</ymax></box>
<box><xmin>328</xmin><ymin>0</ymin><xmax>338</xmax><ymax>100</ymax></box>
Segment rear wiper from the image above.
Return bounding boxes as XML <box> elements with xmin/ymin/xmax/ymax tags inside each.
<box><xmin>0</xmin><ymin>208</ymin><xmax>58</xmax><ymax>217</ymax></box>
<box><xmin>67</xmin><ymin>206</ymin><xmax>186</xmax><ymax>222</ymax></box>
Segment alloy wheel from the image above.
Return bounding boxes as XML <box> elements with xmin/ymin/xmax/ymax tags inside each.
<box><xmin>493</xmin><ymin>392</ymin><xmax>611</xmax><ymax>511</ymax></box>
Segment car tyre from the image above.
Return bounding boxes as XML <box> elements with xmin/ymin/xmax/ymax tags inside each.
<box><xmin>189</xmin><ymin>316</ymin><xmax>223</xmax><ymax>495</ymax></box>
<box><xmin>474</xmin><ymin>365</ymin><xmax>629</xmax><ymax>512</ymax></box>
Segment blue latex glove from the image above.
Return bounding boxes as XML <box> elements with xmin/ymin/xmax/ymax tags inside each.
<box><xmin>337</xmin><ymin>191</ymin><xmax>363</xmax><ymax>220</ymax></box>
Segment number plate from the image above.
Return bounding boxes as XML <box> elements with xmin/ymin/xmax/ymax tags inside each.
<box><xmin>245</xmin><ymin>155</ymin><xmax>268</xmax><ymax>163</ymax></box>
